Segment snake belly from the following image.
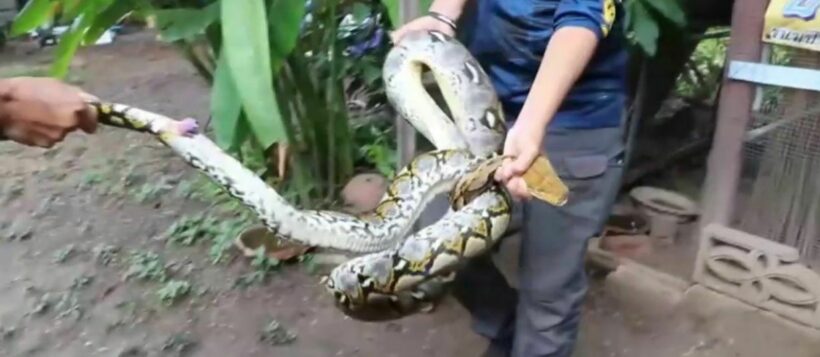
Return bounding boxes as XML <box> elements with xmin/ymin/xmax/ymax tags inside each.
<box><xmin>89</xmin><ymin>30</ymin><xmax>513</xmax><ymax>321</ymax></box>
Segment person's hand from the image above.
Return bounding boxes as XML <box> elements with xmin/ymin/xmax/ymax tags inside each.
<box><xmin>0</xmin><ymin>77</ymin><xmax>98</xmax><ymax>148</ymax></box>
<box><xmin>494</xmin><ymin>119</ymin><xmax>546</xmax><ymax>200</ymax></box>
<box><xmin>390</xmin><ymin>15</ymin><xmax>455</xmax><ymax>44</ymax></box>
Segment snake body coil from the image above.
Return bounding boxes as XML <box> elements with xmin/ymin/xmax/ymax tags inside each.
<box><xmin>91</xmin><ymin>31</ymin><xmax>548</xmax><ymax>320</ymax></box>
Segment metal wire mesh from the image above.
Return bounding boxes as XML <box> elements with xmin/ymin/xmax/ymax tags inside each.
<box><xmin>736</xmin><ymin>46</ymin><xmax>820</xmax><ymax>262</ymax></box>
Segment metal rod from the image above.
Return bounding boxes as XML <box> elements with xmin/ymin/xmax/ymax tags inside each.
<box><xmin>395</xmin><ymin>0</ymin><xmax>420</xmax><ymax>167</ymax></box>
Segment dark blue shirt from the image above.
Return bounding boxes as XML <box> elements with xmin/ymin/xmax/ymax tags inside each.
<box><xmin>458</xmin><ymin>0</ymin><xmax>629</xmax><ymax>129</ymax></box>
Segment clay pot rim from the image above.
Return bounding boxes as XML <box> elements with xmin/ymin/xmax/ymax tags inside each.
<box><xmin>629</xmin><ymin>186</ymin><xmax>698</xmax><ymax>219</ymax></box>
<box><xmin>233</xmin><ymin>225</ymin><xmax>311</xmax><ymax>260</ymax></box>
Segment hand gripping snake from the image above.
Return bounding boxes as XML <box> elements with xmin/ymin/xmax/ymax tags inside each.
<box><xmin>86</xmin><ymin>30</ymin><xmax>569</xmax><ymax>321</ymax></box>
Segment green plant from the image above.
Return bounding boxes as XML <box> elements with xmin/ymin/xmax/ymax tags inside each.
<box><xmin>11</xmin><ymin>0</ymin><xmax>398</xmax><ymax>210</ymax></box>
<box><xmin>52</xmin><ymin>244</ymin><xmax>76</xmax><ymax>264</ymax></box>
<box><xmin>124</xmin><ymin>251</ymin><xmax>168</xmax><ymax>282</ymax></box>
<box><xmin>165</xmin><ymin>213</ymin><xmax>219</xmax><ymax>246</ymax></box>
<box><xmin>259</xmin><ymin>319</ymin><xmax>297</xmax><ymax>346</ymax></box>
<box><xmin>156</xmin><ymin>280</ymin><xmax>192</xmax><ymax>305</ymax></box>
<box><xmin>357</xmin><ymin>126</ymin><xmax>397</xmax><ymax>177</ymax></box>
<box><xmin>235</xmin><ymin>247</ymin><xmax>281</xmax><ymax>287</ymax></box>
<box><xmin>674</xmin><ymin>33</ymin><xmax>728</xmax><ymax>104</ymax></box>
<box><xmin>623</xmin><ymin>0</ymin><xmax>687</xmax><ymax>56</ymax></box>
<box><xmin>163</xmin><ymin>208</ymin><xmax>250</xmax><ymax>265</ymax></box>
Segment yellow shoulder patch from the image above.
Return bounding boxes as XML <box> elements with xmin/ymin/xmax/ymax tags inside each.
<box><xmin>601</xmin><ymin>0</ymin><xmax>617</xmax><ymax>37</ymax></box>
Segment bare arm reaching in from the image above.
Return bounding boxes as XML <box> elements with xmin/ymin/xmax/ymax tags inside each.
<box><xmin>0</xmin><ymin>77</ymin><xmax>98</xmax><ymax>148</ymax></box>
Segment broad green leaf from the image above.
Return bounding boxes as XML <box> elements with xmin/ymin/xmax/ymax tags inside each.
<box><xmin>61</xmin><ymin>0</ymin><xmax>85</xmax><ymax>19</ymax></box>
<box><xmin>50</xmin><ymin>15</ymin><xmax>92</xmax><ymax>78</ymax></box>
<box><xmin>630</xmin><ymin>1</ymin><xmax>660</xmax><ymax>56</ymax></box>
<box><xmin>268</xmin><ymin>0</ymin><xmax>306</xmax><ymax>68</ymax></box>
<box><xmin>154</xmin><ymin>2</ymin><xmax>220</xmax><ymax>42</ymax></box>
<box><xmin>210</xmin><ymin>52</ymin><xmax>242</xmax><ymax>150</ymax></box>
<box><xmin>221</xmin><ymin>0</ymin><xmax>286</xmax><ymax>148</ymax></box>
<box><xmin>623</xmin><ymin>0</ymin><xmax>634</xmax><ymax>32</ymax></box>
<box><xmin>380</xmin><ymin>0</ymin><xmax>433</xmax><ymax>28</ymax></box>
<box><xmin>84</xmin><ymin>1</ymin><xmax>135</xmax><ymax>44</ymax></box>
<box><xmin>642</xmin><ymin>0</ymin><xmax>686</xmax><ymax>29</ymax></box>
<box><xmin>49</xmin><ymin>0</ymin><xmax>115</xmax><ymax>77</ymax></box>
<box><xmin>11</xmin><ymin>0</ymin><xmax>54</xmax><ymax>36</ymax></box>
<box><xmin>350</xmin><ymin>3</ymin><xmax>370</xmax><ymax>22</ymax></box>
<box><xmin>63</xmin><ymin>0</ymin><xmax>111</xmax><ymax>23</ymax></box>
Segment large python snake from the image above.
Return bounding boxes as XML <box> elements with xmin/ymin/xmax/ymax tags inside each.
<box><xmin>87</xmin><ymin>30</ymin><xmax>568</xmax><ymax>321</ymax></box>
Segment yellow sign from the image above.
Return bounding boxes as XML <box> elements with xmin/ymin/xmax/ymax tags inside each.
<box><xmin>763</xmin><ymin>0</ymin><xmax>820</xmax><ymax>52</ymax></box>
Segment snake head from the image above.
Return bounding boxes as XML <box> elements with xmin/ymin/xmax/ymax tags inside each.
<box><xmin>450</xmin><ymin>154</ymin><xmax>570</xmax><ymax>210</ymax></box>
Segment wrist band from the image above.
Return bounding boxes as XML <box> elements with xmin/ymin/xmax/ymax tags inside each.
<box><xmin>428</xmin><ymin>11</ymin><xmax>457</xmax><ymax>31</ymax></box>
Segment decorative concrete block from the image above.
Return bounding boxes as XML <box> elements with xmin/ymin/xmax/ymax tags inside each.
<box><xmin>694</xmin><ymin>223</ymin><xmax>820</xmax><ymax>329</ymax></box>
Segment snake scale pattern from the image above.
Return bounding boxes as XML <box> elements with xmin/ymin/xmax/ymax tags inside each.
<box><xmin>89</xmin><ymin>30</ymin><xmax>567</xmax><ymax>321</ymax></box>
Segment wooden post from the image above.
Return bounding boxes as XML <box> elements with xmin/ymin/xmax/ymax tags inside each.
<box><xmin>396</xmin><ymin>0</ymin><xmax>420</xmax><ymax>167</ymax></box>
<box><xmin>699</xmin><ymin>0</ymin><xmax>768</xmax><ymax>229</ymax></box>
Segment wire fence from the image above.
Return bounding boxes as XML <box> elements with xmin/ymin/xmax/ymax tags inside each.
<box><xmin>736</xmin><ymin>46</ymin><xmax>820</xmax><ymax>264</ymax></box>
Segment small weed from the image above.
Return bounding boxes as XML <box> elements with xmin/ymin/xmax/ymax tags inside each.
<box><xmin>259</xmin><ymin>319</ymin><xmax>297</xmax><ymax>346</ymax></box>
<box><xmin>235</xmin><ymin>248</ymin><xmax>281</xmax><ymax>288</ymax></box>
<box><xmin>132</xmin><ymin>182</ymin><xmax>172</xmax><ymax>203</ymax></box>
<box><xmin>113</xmin><ymin>300</ymin><xmax>140</xmax><ymax>326</ymax></box>
<box><xmin>174</xmin><ymin>179</ymin><xmax>196</xmax><ymax>199</ymax></box>
<box><xmin>298</xmin><ymin>253</ymin><xmax>319</xmax><ymax>275</ymax></box>
<box><xmin>70</xmin><ymin>274</ymin><xmax>94</xmax><ymax>290</ymax></box>
<box><xmin>165</xmin><ymin>214</ymin><xmax>219</xmax><ymax>247</ymax></box>
<box><xmin>30</xmin><ymin>293</ymin><xmax>52</xmax><ymax>316</ymax></box>
<box><xmin>156</xmin><ymin>280</ymin><xmax>192</xmax><ymax>306</ymax></box>
<box><xmin>92</xmin><ymin>243</ymin><xmax>119</xmax><ymax>266</ymax></box>
<box><xmin>124</xmin><ymin>251</ymin><xmax>168</xmax><ymax>283</ymax></box>
<box><xmin>164</xmin><ymin>213</ymin><xmax>248</xmax><ymax>265</ymax></box>
<box><xmin>207</xmin><ymin>219</ymin><xmax>247</xmax><ymax>264</ymax></box>
<box><xmin>52</xmin><ymin>244</ymin><xmax>76</xmax><ymax>264</ymax></box>
<box><xmin>161</xmin><ymin>332</ymin><xmax>197</xmax><ymax>356</ymax></box>
<box><xmin>29</xmin><ymin>291</ymin><xmax>83</xmax><ymax>321</ymax></box>
<box><xmin>54</xmin><ymin>292</ymin><xmax>83</xmax><ymax>321</ymax></box>
<box><xmin>79</xmin><ymin>171</ymin><xmax>106</xmax><ymax>189</ymax></box>
<box><xmin>179</xmin><ymin>176</ymin><xmax>228</xmax><ymax>203</ymax></box>
<box><xmin>176</xmin><ymin>175</ymin><xmax>251</xmax><ymax>215</ymax></box>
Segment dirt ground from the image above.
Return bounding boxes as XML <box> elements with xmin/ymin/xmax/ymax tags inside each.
<box><xmin>0</xmin><ymin>29</ymin><xmax>757</xmax><ymax>357</ymax></box>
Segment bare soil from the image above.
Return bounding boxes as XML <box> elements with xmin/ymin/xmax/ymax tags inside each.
<box><xmin>0</xmin><ymin>29</ymin><xmax>761</xmax><ymax>357</ymax></box>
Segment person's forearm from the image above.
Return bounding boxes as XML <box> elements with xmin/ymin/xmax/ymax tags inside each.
<box><xmin>517</xmin><ymin>27</ymin><xmax>600</xmax><ymax>130</ymax></box>
<box><xmin>429</xmin><ymin>0</ymin><xmax>470</xmax><ymax>21</ymax></box>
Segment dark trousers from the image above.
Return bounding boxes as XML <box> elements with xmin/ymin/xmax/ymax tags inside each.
<box><xmin>421</xmin><ymin>125</ymin><xmax>625</xmax><ymax>357</ymax></box>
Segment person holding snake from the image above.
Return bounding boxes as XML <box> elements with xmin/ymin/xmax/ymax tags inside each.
<box><xmin>392</xmin><ymin>0</ymin><xmax>629</xmax><ymax>356</ymax></box>
<box><xmin>1</xmin><ymin>0</ymin><xmax>629</xmax><ymax>353</ymax></box>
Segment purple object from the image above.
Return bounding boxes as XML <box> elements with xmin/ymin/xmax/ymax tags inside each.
<box><xmin>177</xmin><ymin>118</ymin><xmax>199</xmax><ymax>137</ymax></box>
<box><xmin>347</xmin><ymin>27</ymin><xmax>384</xmax><ymax>58</ymax></box>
